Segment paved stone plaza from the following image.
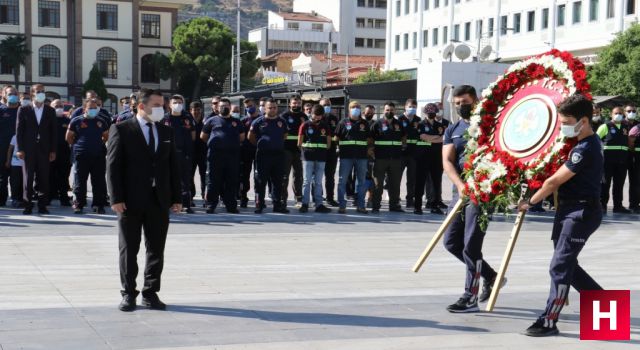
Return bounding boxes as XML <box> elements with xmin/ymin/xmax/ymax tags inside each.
<box><xmin>0</xmin><ymin>197</ymin><xmax>638</xmax><ymax>349</ymax></box>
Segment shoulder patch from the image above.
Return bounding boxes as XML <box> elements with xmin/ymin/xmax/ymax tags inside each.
<box><xmin>571</xmin><ymin>152</ymin><xmax>583</xmax><ymax>164</ymax></box>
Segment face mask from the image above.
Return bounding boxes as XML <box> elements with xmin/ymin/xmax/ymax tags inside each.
<box><xmin>456</xmin><ymin>104</ymin><xmax>473</xmax><ymax>119</ymax></box>
<box><xmin>7</xmin><ymin>95</ymin><xmax>19</xmax><ymax>104</ymax></box>
<box><xmin>365</xmin><ymin>114</ymin><xmax>374</xmax><ymax>120</ymax></box>
<box><xmin>247</xmin><ymin>106</ymin><xmax>256</xmax><ymax>115</ymax></box>
<box><xmin>406</xmin><ymin>107</ymin><xmax>417</xmax><ymax>116</ymax></box>
<box><xmin>149</xmin><ymin>107</ymin><xmax>165</xmax><ymax>122</ymax></box>
<box><xmin>561</xmin><ymin>120</ymin><xmax>583</xmax><ymax>138</ymax></box>
<box><xmin>323</xmin><ymin>106</ymin><xmax>332</xmax><ymax>114</ymax></box>
<box><xmin>55</xmin><ymin>108</ymin><xmax>64</xmax><ymax>116</ymax></box>
<box><xmin>171</xmin><ymin>104</ymin><xmax>184</xmax><ymax>113</ymax></box>
<box><xmin>384</xmin><ymin>112</ymin><xmax>394</xmax><ymax>119</ymax></box>
<box><xmin>592</xmin><ymin>115</ymin><xmax>601</xmax><ymax>122</ymax></box>
<box><xmin>232</xmin><ymin>112</ymin><xmax>240</xmax><ymax>119</ymax></box>
<box><xmin>259</xmin><ymin>106</ymin><xmax>265</xmax><ymax>114</ymax></box>
<box><xmin>613</xmin><ymin>114</ymin><xmax>624</xmax><ymax>123</ymax></box>
<box><xmin>350</xmin><ymin>108</ymin><xmax>361</xmax><ymax>118</ymax></box>
<box><xmin>34</xmin><ymin>93</ymin><xmax>46</xmax><ymax>103</ymax></box>
<box><xmin>427</xmin><ymin>113</ymin><xmax>436</xmax><ymax>119</ymax></box>
<box><xmin>220</xmin><ymin>106</ymin><xmax>231</xmax><ymax>116</ymax></box>
<box><xmin>87</xmin><ymin>108</ymin><xmax>99</xmax><ymax>118</ymax></box>
<box><xmin>21</xmin><ymin>99</ymin><xmax>31</xmax><ymax>107</ymax></box>
<box><xmin>292</xmin><ymin>106</ymin><xmax>301</xmax><ymax>113</ymax></box>
<box><xmin>627</xmin><ymin>112</ymin><xmax>637</xmax><ymax>120</ymax></box>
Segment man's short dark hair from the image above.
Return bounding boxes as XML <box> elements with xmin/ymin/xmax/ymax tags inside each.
<box><xmin>190</xmin><ymin>101</ymin><xmax>202</xmax><ymax>109</ymax></box>
<box><xmin>365</xmin><ymin>104</ymin><xmax>375</xmax><ymax>110</ymax></box>
<box><xmin>304</xmin><ymin>102</ymin><xmax>313</xmax><ymax>108</ymax></box>
<box><xmin>312</xmin><ymin>104</ymin><xmax>325</xmax><ymax>116</ymax></box>
<box><xmin>384</xmin><ymin>101</ymin><xmax>395</xmax><ymax>108</ymax></box>
<box><xmin>290</xmin><ymin>95</ymin><xmax>301</xmax><ymax>103</ymax></box>
<box><xmin>138</xmin><ymin>88</ymin><xmax>163</xmax><ymax>105</ymax></box>
<box><xmin>453</xmin><ymin>85</ymin><xmax>477</xmax><ymax>100</ymax></box>
<box><xmin>405</xmin><ymin>98</ymin><xmax>417</xmax><ymax>105</ymax></box>
<box><xmin>557</xmin><ymin>94</ymin><xmax>593</xmax><ymax>120</ymax></box>
<box><xmin>119</xmin><ymin>97</ymin><xmax>130</xmax><ymax>104</ymax></box>
<box><xmin>243</xmin><ymin>98</ymin><xmax>254</xmax><ymax>105</ymax></box>
<box><xmin>220</xmin><ymin>98</ymin><xmax>231</xmax><ymax>105</ymax></box>
<box><xmin>259</xmin><ymin>97</ymin><xmax>268</xmax><ymax>102</ymax></box>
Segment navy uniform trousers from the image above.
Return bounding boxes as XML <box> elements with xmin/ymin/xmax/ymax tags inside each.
<box><xmin>206</xmin><ymin>149</ymin><xmax>240</xmax><ymax>210</ymax></box>
<box><xmin>256</xmin><ymin>149</ymin><xmax>285</xmax><ymax>209</ymax></box>
<box><xmin>539</xmin><ymin>201</ymin><xmax>603</xmax><ymax>327</ymax></box>
<box><xmin>443</xmin><ymin>188</ymin><xmax>497</xmax><ymax>302</ymax></box>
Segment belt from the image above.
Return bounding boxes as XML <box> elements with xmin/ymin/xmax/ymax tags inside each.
<box><xmin>302</xmin><ymin>142</ymin><xmax>328</xmax><ymax>149</ymax></box>
<box><xmin>374</xmin><ymin>141</ymin><xmax>403</xmax><ymax>146</ymax></box>
<box><xmin>339</xmin><ymin>140</ymin><xmax>368</xmax><ymax>146</ymax></box>
<box><xmin>558</xmin><ymin>197</ymin><xmax>600</xmax><ymax>207</ymax></box>
<box><xmin>603</xmin><ymin>145</ymin><xmax>629</xmax><ymax>151</ymax></box>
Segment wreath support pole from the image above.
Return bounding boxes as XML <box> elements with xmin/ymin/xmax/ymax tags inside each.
<box><xmin>412</xmin><ymin>198</ymin><xmax>465</xmax><ymax>273</ymax></box>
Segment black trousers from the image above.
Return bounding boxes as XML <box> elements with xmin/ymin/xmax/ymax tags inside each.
<box><xmin>239</xmin><ymin>146</ymin><xmax>256</xmax><ymax>202</ymax></box>
<box><xmin>324</xmin><ymin>147</ymin><xmax>338</xmax><ymax>200</ymax></box>
<box><xmin>372</xmin><ymin>158</ymin><xmax>402</xmax><ymax>209</ymax></box>
<box><xmin>176</xmin><ymin>151</ymin><xmax>192</xmax><ymax>209</ymax></box>
<box><xmin>72</xmin><ymin>153</ymin><xmax>107</xmax><ymax>207</ymax></box>
<box><xmin>191</xmin><ymin>151</ymin><xmax>207</xmax><ymax>200</ymax></box>
<box><xmin>282</xmin><ymin>148</ymin><xmax>303</xmax><ymax>203</ymax></box>
<box><xmin>49</xmin><ymin>147</ymin><xmax>71</xmax><ymax>202</ymax></box>
<box><xmin>118</xmin><ymin>190</ymin><xmax>169</xmax><ymax>297</ymax></box>
<box><xmin>256</xmin><ymin>149</ymin><xmax>285</xmax><ymax>209</ymax></box>
<box><xmin>402</xmin><ymin>154</ymin><xmax>416</xmax><ymax>202</ymax></box>
<box><xmin>413</xmin><ymin>152</ymin><xmax>430</xmax><ymax>210</ymax></box>
<box><xmin>601</xmin><ymin>157</ymin><xmax>627</xmax><ymax>209</ymax></box>
<box><xmin>206</xmin><ymin>149</ymin><xmax>240</xmax><ymax>210</ymax></box>
<box><xmin>426</xmin><ymin>147</ymin><xmax>444</xmax><ymax>205</ymax></box>
<box><xmin>9</xmin><ymin>166</ymin><xmax>23</xmax><ymax>202</ymax></box>
<box><xmin>629</xmin><ymin>154</ymin><xmax>640</xmax><ymax>208</ymax></box>
<box><xmin>0</xmin><ymin>165</ymin><xmax>8</xmax><ymax>205</ymax></box>
<box><xmin>23</xmin><ymin>149</ymin><xmax>50</xmax><ymax>208</ymax></box>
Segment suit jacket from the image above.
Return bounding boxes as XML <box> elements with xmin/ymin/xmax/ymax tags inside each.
<box><xmin>106</xmin><ymin>117</ymin><xmax>181</xmax><ymax>211</ymax></box>
<box><xmin>15</xmin><ymin>104</ymin><xmax>57</xmax><ymax>160</ymax></box>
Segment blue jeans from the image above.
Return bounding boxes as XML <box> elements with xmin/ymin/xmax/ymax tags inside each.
<box><xmin>303</xmin><ymin>160</ymin><xmax>325</xmax><ymax>207</ymax></box>
<box><xmin>338</xmin><ymin>158</ymin><xmax>368</xmax><ymax>208</ymax></box>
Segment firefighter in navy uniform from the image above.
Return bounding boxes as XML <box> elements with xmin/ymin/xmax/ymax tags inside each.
<box><xmin>239</xmin><ymin>98</ymin><xmax>261</xmax><ymax>208</ymax></box>
<box><xmin>414</xmin><ymin>103</ymin><xmax>445</xmax><ymax>215</ymax></box>
<box><xmin>398</xmin><ymin>99</ymin><xmax>420</xmax><ymax>208</ymax></box>
<box><xmin>190</xmin><ymin>101</ymin><xmax>207</xmax><ymax>203</ymax></box>
<box><xmin>624</xmin><ymin>105</ymin><xmax>640</xmax><ymax>213</ymax></box>
<box><xmin>426</xmin><ymin>105</ymin><xmax>450</xmax><ymax>211</ymax></box>
<box><xmin>201</xmin><ymin>98</ymin><xmax>244</xmax><ymax>214</ymax></box>
<box><xmin>280</xmin><ymin>96</ymin><xmax>306</xmax><ymax>207</ymax></box>
<box><xmin>248</xmin><ymin>99</ymin><xmax>290</xmax><ymax>214</ymax></box>
<box><xmin>49</xmin><ymin>99</ymin><xmax>72</xmax><ymax>206</ymax></box>
<box><xmin>319</xmin><ymin>98</ymin><xmax>340</xmax><ymax>207</ymax></box>
<box><xmin>519</xmin><ymin>94</ymin><xmax>605</xmax><ymax>337</ymax></box>
<box><xmin>596</xmin><ymin>107</ymin><xmax>631</xmax><ymax>213</ymax></box>
<box><xmin>163</xmin><ymin>94</ymin><xmax>196</xmax><ymax>213</ymax></box>
<box><xmin>442</xmin><ymin>86</ymin><xmax>504</xmax><ymax>313</ymax></box>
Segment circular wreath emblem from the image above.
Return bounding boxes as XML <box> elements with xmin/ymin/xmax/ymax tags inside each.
<box><xmin>462</xmin><ymin>50</ymin><xmax>591</xmax><ymax>229</ymax></box>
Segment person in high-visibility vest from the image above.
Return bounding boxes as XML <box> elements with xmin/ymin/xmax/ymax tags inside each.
<box><xmin>298</xmin><ymin>104</ymin><xmax>332</xmax><ymax>213</ymax></box>
<box><xmin>281</xmin><ymin>96</ymin><xmax>307</xmax><ymax>207</ymax></box>
<box><xmin>596</xmin><ymin>106</ymin><xmax>632</xmax><ymax>214</ymax></box>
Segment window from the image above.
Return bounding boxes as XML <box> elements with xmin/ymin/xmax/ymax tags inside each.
<box><xmin>395</xmin><ymin>34</ymin><xmax>400</xmax><ymax>51</ymax></box>
<box><xmin>356</xmin><ymin>18</ymin><xmax>365</xmax><ymax>27</ymax></box>
<box><xmin>590</xmin><ymin>0</ymin><xmax>599</xmax><ymax>20</ymax></box>
<box><xmin>355</xmin><ymin>37</ymin><xmax>365</xmax><ymax>47</ymax></box>
<box><xmin>412</xmin><ymin>32</ymin><xmax>417</xmax><ymax>48</ymax></box>
<box><xmin>476</xmin><ymin>19</ymin><xmax>483</xmax><ymax>38</ymax></box>
<box><xmin>104</xmin><ymin>94</ymin><xmax>117</xmax><ymax>114</ymax></box>
<box><xmin>374</xmin><ymin>39</ymin><xmax>385</xmax><ymax>49</ymax></box>
<box><xmin>0</xmin><ymin>58</ymin><xmax>12</xmax><ymax>74</ymax></box>
<box><xmin>97</xmin><ymin>3</ymin><xmax>118</xmax><ymax>30</ymax></box>
<box><xmin>39</xmin><ymin>45</ymin><xmax>60</xmax><ymax>77</ymax></box>
<box><xmin>488</xmin><ymin>18</ymin><xmax>494</xmax><ymax>37</ymax></box>
<box><xmin>312</xmin><ymin>23</ymin><xmax>323</xmax><ymax>31</ymax></box>
<box><xmin>357</xmin><ymin>0</ymin><xmax>366</xmax><ymax>6</ymax></box>
<box><xmin>375</xmin><ymin>19</ymin><xmax>386</xmax><ymax>29</ymax></box>
<box><xmin>403</xmin><ymin>33</ymin><xmax>409</xmax><ymax>50</ymax></box>
<box><xmin>526</xmin><ymin>11</ymin><xmax>535</xmax><ymax>32</ymax></box>
<box><xmin>414</xmin><ymin>0</ymin><xmax>418</xmax><ymax>12</ymax></box>
<box><xmin>141</xmin><ymin>14</ymin><xmax>160</xmax><ymax>38</ymax></box>
<box><xmin>513</xmin><ymin>13</ymin><xmax>521</xmax><ymax>33</ymax></box>
<box><xmin>432</xmin><ymin>28</ymin><xmax>439</xmax><ymax>45</ymax></box>
<box><xmin>444</xmin><ymin>0</ymin><xmax>449</xmax><ymax>5</ymax></box>
<box><xmin>97</xmin><ymin>47</ymin><xmax>117</xmax><ymax>79</ymax></box>
<box><xmin>500</xmin><ymin>15</ymin><xmax>507</xmax><ymax>35</ymax></box>
<box><xmin>0</xmin><ymin>0</ymin><xmax>19</xmax><ymax>25</ymax></box>
<box><xmin>607</xmin><ymin>0</ymin><xmax>614</xmax><ymax>18</ymax></box>
<box><xmin>453</xmin><ymin>24</ymin><xmax>460</xmax><ymax>40</ymax></box>
<box><xmin>573</xmin><ymin>1</ymin><xmax>582</xmax><ymax>23</ymax></box>
<box><xmin>287</xmin><ymin>22</ymin><xmax>299</xmax><ymax>30</ymax></box>
<box><xmin>542</xmin><ymin>8</ymin><xmax>549</xmax><ymax>29</ymax></box>
<box><xmin>141</xmin><ymin>54</ymin><xmax>159</xmax><ymax>83</ymax></box>
<box><xmin>434</xmin><ymin>0</ymin><xmax>440</xmax><ymax>8</ymax></box>
<box><xmin>425</xmin><ymin>0</ymin><xmax>429</xmax><ymax>10</ymax></box>
<box><xmin>376</xmin><ymin>0</ymin><xmax>387</xmax><ymax>9</ymax></box>
<box><xmin>38</xmin><ymin>1</ymin><xmax>60</xmax><ymax>28</ymax></box>
<box><xmin>627</xmin><ymin>0</ymin><xmax>635</xmax><ymax>15</ymax></box>
<box><xmin>443</xmin><ymin>26</ymin><xmax>448</xmax><ymax>44</ymax></box>
<box><xmin>423</xmin><ymin>29</ymin><xmax>428</xmax><ymax>46</ymax></box>
<box><xmin>396</xmin><ymin>0</ymin><xmax>401</xmax><ymax>16</ymax></box>
<box><xmin>405</xmin><ymin>0</ymin><xmax>410</xmax><ymax>14</ymax></box>
<box><xmin>464</xmin><ymin>22</ymin><xmax>471</xmax><ymax>40</ymax></box>
<box><xmin>558</xmin><ymin>4</ymin><xmax>566</xmax><ymax>26</ymax></box>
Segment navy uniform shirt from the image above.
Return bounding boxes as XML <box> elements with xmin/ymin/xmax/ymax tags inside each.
<box><xmin>398</xmin><ymin>114</ymin><xmax>421</xmax><ymax>156</ymax></box>
<box><xmin>299</xmin><ymin>120</ymin><xmax>330</xmax><ymax>162</ymax></box>
<box><xmin>559</xmin><ymin>133</ymin><xmax>603</xmax><ymax>200</ymax></box>
<box><xmin>250</xmin><ymin>116</ymin><xmax>288</xmax><ymax>151</ymax></box>
<box><xmin>281</xmin><ymin>110</ymin><xmax>308</xmax><ymax>151</ymax></box>
<box><xmin>192</xmin><ymin>117</ymin><xmax>207</xmax><ymax>158</ymax></box>
<box><xmin>323</xmin><ymin>113</ymin><xmax>340</xmax><ymax>150</ymax></box>
<box><xmin>163</xmin><ymin>112</ymin><xmax>196</xmax><ymax>155</ymax></box>
<box><xmin>371</xmin><ymin>116</ymin><xmax>406</xmax><ymax>159</ymax></box>
<box><xmin>414</xmin><ymin>120</ymin><xmax>436</xmax><ymax>157</ymax></box>
<box><xmin>423</xmin><ymin>118</ymin><xmax>446</xmax><ymax>151</ymax></box>
<box><xmin>55</xmin><ymin>115</ymin><xmax>72</xmax><ymax>153</ymax></box>
<box><xmin>335</xmin><ymin>117</ymin><xmax>370</xmax><ymax>159</ymax></box>
<box><xmin>0</xmin><ymin>104</ymin><xmax>18</xmax><ymax>150</ymax></box>
<box><xmin>116</xmin><ymin>109</ymin><xmax>134</xmax><ymax>124</ymax></box>
<box><xmin>68</xmin><ymin>116</ymin><xmax>108</xmax><ymax>156</ymax></box>
<box><xmin>71</xmin><ymin>107</ymin><xmax>111</xmax><ymax>126</ymax></box>
<box><xmin>241</xmin><ymin>114</ymin><xmax>260</xmax><ymax>151</ymax></box>
<box><xmin>443</xmin><ymin>119</ymin><xmax>470</xmax><ymax>174</ymax></box>
<box><xmin>203</xmin><ymin>115</ymin><xmax>244</xmax><ymax>153</ymax></box>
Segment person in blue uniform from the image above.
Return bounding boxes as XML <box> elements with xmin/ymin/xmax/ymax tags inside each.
<box><xmin>49</xmin><ymin>99</ymin><xmax>72</xmax><ymax>206</ymax></box>
<box><xmin>518</xmin><ymin>94</ymin><xmax>605</xmax><ymax>337</ymax></box>
<box><xmin>116</xmin><ymin>94</ymin><xmax>137</xmax><ymax>124</ymax></box>
<box><xmin>413</xmin><ymin>103</ymin><xmax>441</xmax><ymax>214</ymax></box>
<box><xmin>189</xmin><ymin>101</ymin><xmax>207</xmax><ymax>203</ymax></box>
<box><xmin>319</xmin><ymin>98</ymin><xmax>340</xmax><ymax>207</ymax></box>
<box><xmin>442</xmin><ymin>85</ymin><xmax>505</xmax><ymax>313</ymax></box>
<box><xmin>248</xmin><ymin>99</ymin><xmax>290</xmax><ymax>214</ymax></box>
<box><xmin>66</xmin><ymin>99</ymin><xmax>110</xmax><ymax>214</ymax></box>
<box><xmin>399</xmin><ymin>99</ymin><xmax>419</xmax><ymax>208</ymax></box>
<box><xmin>201</xmin><ymin>98</ymin><xmax>244</xmax><ymax>214</ymax></box>
<box><xmin>596</xmin><ymin>106</ymin><xmax>631</xmax><ymax>213</ymax></box>
<box><xmin>280</xmin><ymin>96</ymin><xmax>306</xmax><ymax>207</ymax></box>
<box><xmin>163</xmin><ymin>94</ymin><xmax>196</xmax><ymax>213</ymax></box>
<box><xmin>426</xmin><ymin>105</ymin><xmax>450</xmax><ymax>210</ymax></box>
<box><xmin>0</xmin><ymin>85</ymin><xmax>19</xmax><ymax>206</ymax></box>
<box><xmin>239</xmin><ymin>98</ymin><xmax>260</xmax><ymax>208</ymax></box>
<box><xmin>298</xmin><ymin>104</ymin><xmax>332</xmax><ymax>213</ymax></box>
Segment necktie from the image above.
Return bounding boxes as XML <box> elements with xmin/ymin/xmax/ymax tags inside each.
<box><xmin>146</xmin><ymin>122</ymin><xmax>155</xmax><ymax>154</ymax></box>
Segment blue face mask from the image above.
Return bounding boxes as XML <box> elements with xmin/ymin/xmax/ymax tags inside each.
<box><xmin>323</xmin><ymin>106</ymin><xmax>332</xmax><ymax>114</ymax></box>
<box><xmin>7</xmin><ymin>95</ymin><xmax>19</xmax><ymax>104</ymax></box>
<box><xmin>350</xmin><ymin>108</ymin><xmax>361</xmax><ymax>118</ymax></box>
<box><xmin>247</xmin><ymin>106</ymin><xmax>257</xmax><ymax>115</ymax></box>
<box><xmin>406</xmin><ymin>107</ymin><xmax>417</xmax><ymax>116</ymax></box>
<box><xmin>87</xmin><ymin>108</ymin><xmax>99</xmax><ymax>118</ymax></box>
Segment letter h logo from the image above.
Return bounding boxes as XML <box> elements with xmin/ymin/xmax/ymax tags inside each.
<box><xmin>580</xmin><ymin>290</ymin><xmax>630</xmax><ymax>340</ymax></box>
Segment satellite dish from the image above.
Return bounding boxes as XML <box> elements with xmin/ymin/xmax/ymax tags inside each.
<box><xmin>479</xmin><ymin>45</ymin><xmax>493</xmax><ymax>61</ymax></box>
<box><xmin>442</xmin><ymin>44</ymin><xmax>455</xmax><ymax>61</ymax></box>
<box><xmin>454</xmin><ymin>44</ymin><xmax>471</xmax><ymax>61</ymax></box>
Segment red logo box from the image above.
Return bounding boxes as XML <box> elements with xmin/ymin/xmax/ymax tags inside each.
<box><xmin>580</xmin><ymin>290</ymin><xmax>630</xmax><ymax>340</ymax></box>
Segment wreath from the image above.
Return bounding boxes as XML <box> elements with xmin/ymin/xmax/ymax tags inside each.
<box><xmin>461</xmin><ymin>50</ymin><xmax>591</xmax><ymax>230</ymax></box>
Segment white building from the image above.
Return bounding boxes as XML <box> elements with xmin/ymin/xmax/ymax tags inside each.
<box><xmin>0</xmin><ymin>0</ymin><xmax>194</xmax><ymax>113</ymax></box>
<box><xmin>294</xmin><ymin>0</ymin><xmax>388</xmax><ymax>56</ymax></box>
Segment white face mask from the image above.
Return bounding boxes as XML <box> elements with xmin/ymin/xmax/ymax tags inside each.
<box><xmin>613</xmin><ymin>114</ymin><xmax>624</xmax><ymax>123</ymax></box>
<box><xmin>592</xmin><ymin>115</ymin><xmax>601</xmax><ymax>122</ymax></box>
<box><xmin>149</xmin><ymin>107</ymin><xmax>165</xmax><ymax>122</ymax></box>
<box><xmin>21</xmin><ymin>99</ymin><xmax>31</xmax><ymax>107</ymax></box>
<box><xmin>231</xmin><ymin>112</ymin><xmax>240</xmax><ymax>119</ymax></box>
<box><xmin>171</xmin><ymin>103</ymin><xmax>184</xmax><ymax>113</ymax></box>
<box><xmin>561</xmin><ymin>120</ymin><xmax>583</xmax><ymax>138</ymax></box>
<box><xmin>627</xmin><ymin>112</ymin><xmax>637</xmax><ymax>120</ymax></box>
<box><xmin>55</xmin><ymin>108</ymin><xmax>64</xmax><ymax>116</ymax></box>
<box><xmin>259</xmin><ymin>106</ymin><xmax>265</xmax><ymax>114</ymax></box>
<box><xmin>34</xmin><ymin>93</ymin><xmax>46</xmax><ymax>103</ymax></box>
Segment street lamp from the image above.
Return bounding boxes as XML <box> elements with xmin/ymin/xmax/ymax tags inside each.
<box><xmin>231</xmin><ymin>48</ymin><xmax>252</xmax><ymax>93</ymax></box>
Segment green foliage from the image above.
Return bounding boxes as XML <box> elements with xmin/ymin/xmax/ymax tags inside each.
<box><xmin>0</xmin><ymin>35</ymin><xmax>31</xmax><ymax>90</ymax></box>
<box><xmin>82</xmin><ymin>63</ymin><xmax>108</xmax><ymax>102</ymax></box>
<box><xmin>352</xmin><ymin>69</ymin><xmax>411</xmax><ymax>84</ymax></box>
<box><xmin>589</xmin><ymin>24</ymin><xmax>640</xmax><ymax>106</ymax></box>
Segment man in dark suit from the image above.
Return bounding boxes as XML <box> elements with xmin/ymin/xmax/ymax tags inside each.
<box><xmin>15</xmin><ymin>84</ymin><xmax>57</xmax><ymax>214</ymax></box>
<box><xmin>107</xmin><ymin>89</ymin><xmax>182</xmax><ymax>312</ymax></box>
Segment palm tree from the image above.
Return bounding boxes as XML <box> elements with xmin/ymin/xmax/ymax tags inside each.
<box><xmin>0</xmin><ymin>35</ymin><xmax>31</xmax><ymax>91</ymax></box>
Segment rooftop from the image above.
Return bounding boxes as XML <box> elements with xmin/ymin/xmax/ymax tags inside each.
<box><xmin>275</xmin><ymin>11</ymin><xmax>332</xmax><ymax>23</ymax></box>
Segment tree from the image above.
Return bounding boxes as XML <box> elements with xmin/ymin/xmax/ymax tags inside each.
<box><xmin>0</xmin><ymin>35</ymin><xmax>31</xmax><ymax>91</ymax></box>
<box><xmin>589</xmin><ymin>24</ymin><xmax>640</xmax><ymax>106</ymax></box>
<box><xmin>239</xmin><ymin>40</ymin><xmax>260</xmax><ymax>90</ymax></box>
<box><xmin>353</xmin><ymin>68</ymin><xmax>411</xmax><ymax>84</ymax></box>
<box><xmin>82</xmin><ymin>63</ymin><xmax>108</xmax><ymax>102</ymax></box>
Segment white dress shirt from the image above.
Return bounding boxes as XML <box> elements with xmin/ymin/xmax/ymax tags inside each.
<box><xmin>136</xmin><ymin>115</ymin><xmax>158</xmax><ymax>151</ymax></box>
<box><xmin>33</xmin><ymin>104</ymin><xmax>44</xmax><ymax>125</ymax></box>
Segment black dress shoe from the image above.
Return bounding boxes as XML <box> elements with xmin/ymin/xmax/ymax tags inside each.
<box><xmin>119</xmin><ymin>295</ymin><xmax>136</xmax><ymax>312</ymax></box>
<box><xmin>23</xmin><ymin>205</ymin><xmax>33</xmax><ymax>215</ymax></box>
<box><xmin>142</xmin><ymin>294</ymin><xmax>166</xmax><ymax>310</ymax></box>
<box><xmin>413</xmin><ymin>209</ymin><xmax>423</xmax><ymax>215</ymax></box>
<box><xmin>431</xmin><ymin>207</ymin><xmax>445</xmax><ymax>215</ymax></box>
<box><xmin>389</xmin><ymin>207</ymin><xmax>405</xmax><ymax>213</ymax></box>
<box><xmin>38</xmin><ymin>207</ymin><xmax>50</xmax><ymax>215</ymax></box>
<box><xmin>326</xmin><ymin>199</ymin><xmax>339</xmax><ymax>207</ymax></box>
<box><xmin>205</xmin><ymin>207</ymin><xmax>216</xmax><ymax>214</ymax></box>
<box><xmin>184</xmin><ymin>207</ymin><xmax>195</xmax><ymax>214</ymax></box>
<box><xmin>613</xmin><ymin>207</ymin><xmax>632</xmax><ymax>214</ymax></box>
<box><xmin>97</xmin><ymin>206</ymin><xmax>106</xmax><ymax>214</ymax></box>
<box><xmin>273</xmin><ymin>207</ymin><xmax>290</xmax><ymax>214</ymax></box>
<box><xmin>254</xmin><ymin>208</ymin><xmax>263</xmax><ymax>214</ymax></box>
<box><xmin>227</xmin><ymin>207</ymin><xmax>240</xmax><ymax>214</ymax></box>
<box><xmin>240</xmin><ymin>199</ymin><xmax>248</xmax><ymax>208</ymax></box>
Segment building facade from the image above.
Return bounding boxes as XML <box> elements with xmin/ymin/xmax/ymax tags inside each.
<box><xmin>386</xmin><ymin>0</ymin><xmax>639</xmax><ymax>75</ymax></box>
<box><xmin>0</xmin><ymin>0</ymin><xmax>194</xmax><ymax>113</ymax></box>
<box><xmin>294</xmin><ymin>0</ymin><xmax>388</xmax><ymax>56</ymax></box>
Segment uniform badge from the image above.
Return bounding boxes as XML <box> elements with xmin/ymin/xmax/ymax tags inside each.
<box><xmin>359</xmin><ymin>123</ymin><xmax>366</xmax><ymax>130</ymax></box>
<box><xmin>308</xmin><ymin>128</ymin><xmax>314</xmax><ymax>135</ymax></box>
<box><xmin>232</xmin><ymin>121</ymin><xmax>237</xmax><ymax>127</ymax></box>
<box><xmin>413</xmin><ymin>122</ymin><xmax>419</xmax><ymax>128</ymax></box>
<box><xmin>438</xmin><ymin>127</ymin><xmax>444</xmax><ymax>134</ymax></box>
<box><xmin>425</xmin><ymin>126</ymin><xmax>430</xmax><ymax>132</ymax></box>
<box><xmin>288</xmin><ymin>117</ymin><xmax>294</xmax><ymax>124</ymax></box>
<box><xmin>97</xmin><ymin>121</ymin><xmax>103</xmax><ymax>128</ymax></box>
<box><xmin>62</xmin><ymin>124</ymin><xmax>68</xmax><ymax>128</ymax></box>
<box><xmin>346</xmin><ymin>122</ymin><xmax>352</xmax><ymax>131</ymax></box>
<box><xmin>402</xmin><ymin>121</ymin><xmax>408</xmax><ymax>127</ymax></box>
<box><xmin>623</xmin><ymin>129</ymin><xmax>628</xmax><ymax>136</ymax></box>
<box><xmin>571</xmin><ymin>152</ymin><xmax>583</xmax><ymax>164</ymax></box>
<box><xmin>610</xmin><ymin>128</ymin><xmax>616</xmax><ymax>134</ymax></box>
<box><xmin>321</xmin><ymin>128</ymin><xmax>326</xmax><ymax>136</ymax></box>
<box><xmin>80</xmin><ymin>122</ymin><xmax>88</xmax><ymax>128</ymax></box>
<box><xmin>382</xmin><ymin>125</ymin><xmax>388</xmax><ymax>131</ymax></box>
<box><xmin>394</xmin><ymin>124</ymin><xmax>400</xmax><ymax>131</ymax></box>
<box><xmin>277</xmin><ymin>121</ymin><xmax>283</xmax><ymax>128</ymax></box>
